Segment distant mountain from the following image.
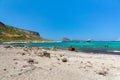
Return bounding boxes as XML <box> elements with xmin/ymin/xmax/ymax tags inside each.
<box><xmin>0</xmin><ymin>22</ymin><xmax>48</xmax><ymax>42</ymax></box>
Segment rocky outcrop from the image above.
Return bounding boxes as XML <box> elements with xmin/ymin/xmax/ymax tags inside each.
<box><xmin>25</xmin><ymin>31</ymin><xmax>40</xmax><ymax>36</ymax></box>
<box><xmin>17</xmin><ymin>29</ymin><xmax>40</xmax><ymax>36</ymax></box>
<box><xmin>27</xmin><ymin>31</ymin><xmax>40</xmax><ymax>36</ymax></box>
<box><xmin>0</xmin><ymin>22</ymin><xmax>5</xmax><ymax>27</ymax></box>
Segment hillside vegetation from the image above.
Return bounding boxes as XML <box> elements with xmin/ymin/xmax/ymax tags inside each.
<box><xmin>0</xmin><ymin>22</ymin><xmax>48</xmax><ymax>42</ymax></box>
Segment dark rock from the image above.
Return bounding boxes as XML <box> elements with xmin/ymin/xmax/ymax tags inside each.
<box><xmin>29</xmin><ymin>31</ymin><xmax>40</xmax><ymax>36</ymax></box>
<box><xmin>80</xmin><ymin>61</ymin><xmax>83</xmax><ymax>63</ymax></box>
<box><xmin>13</xmin><ymin>59</ymin><xmax>19</xmax><ymax>61</ymax></box>
<box><xmin>57</xmin><ymin>58</ymin><xmax>60</xmax><ymax>60</ymax></box>
<box><xmin>10</xmin><ymin>75</ymin><xmax>13</xmax><ymax>77</ymax></box>
<box><xmin>49</xmin><ymin>68</ymin><xmax>52</xmax><ymax>70</ymax></box>
<box><xmin>97</xmin><ymin>70</ymin><xmax>108</xmax><ymax>76</ymax></box>
<box><xmin>27</xmin><ymin>58</ymin><xmax>38</xmax><ymax>64</ymax></box>
<box><xmin>18</xmin><ymin>73</ymin><xmax>22</xmax><ymax>75</ymax></box>
<box><xmin>43</xmin><ymin>51</ymin><xmax>50</xmax><ymax>58</ymax></box>
<box><xmin>15</xmin><ymin>62</ymin><xmax>18</xmax><ymax>64</ymax></box>
<box><xmin>27</xmin><ymin>58</ymin><xmax>34</xmax><ymax>64</ymax></box>
<box><xmin>22</xmin><ymin>53</ymin><xmax>25</xmax><ymax>55</ymax></box>
<box><xmin>62</xmin><ymin>58</ymin><xmax>67</xmax><ymax>62</ymax></box>
<box><xmin>68</xmin><ymin>47</ymin><xmax>75</xmax><ymax>51</ymax></box>
<box><xmin>3</xmin><ymin>69</ymin><xmax>7</xmax><ymax>71</ymax></box>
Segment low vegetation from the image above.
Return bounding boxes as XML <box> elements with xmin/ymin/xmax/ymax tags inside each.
<box><xmin>0</xmin><ymin>22</ymin><xmax>49</xmax><ymax>42</ymax></box>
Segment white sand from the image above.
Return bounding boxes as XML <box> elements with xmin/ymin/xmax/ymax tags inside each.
<box><xmin>0</xmin><ymin>46</ymin><xmax>120</xmax><ymax>80</ymax></box>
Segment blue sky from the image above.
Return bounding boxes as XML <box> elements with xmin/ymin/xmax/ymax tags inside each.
<box><xmin>0</xmin><ymin>0</ymin><xmax>120</xmax><ymax>40</ymax></box>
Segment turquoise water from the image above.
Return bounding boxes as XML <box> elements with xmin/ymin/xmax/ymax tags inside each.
<box><xmin>4</xmin><ymin>41</ymin><xmax>120</xmax><ymax>53</ymax></box>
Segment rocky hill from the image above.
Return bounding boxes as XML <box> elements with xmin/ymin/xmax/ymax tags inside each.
<box><xmin>0</xmin><ymin>22</ymin><xmax>48</xmax><ymax>42</ymax></box>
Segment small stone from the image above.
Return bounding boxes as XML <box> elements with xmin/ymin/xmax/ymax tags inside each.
<box><xmin>97</xmin><ymin>70</ymin><xmax>108</xmax><ymax>76</ymax></box>
<box><xmin>81</xmin><ymin>61</ymin><xmax>83</xmax><ymax>63</ymax></box>
<box><xmin>18</xmin><ymin>73</ymin><xmax>22</xmax><ymax>75</ymax></box>
<box><xmin>13</xmin><ymin>59</ymin><xmax>18</xmax><ymax>61</ymax></box>
<box><xmin>27</xmin><ymin>58</ymin><xmax>34</xmax><ymax>64</ymax></box>
<box><xmin>60</xmin><ymin>54</ymin><xmax>64</xmax><ymax>57</ymax></box>
<box><xmin>15</xmin><ymin>62</ymin><xmax>18</xmax><ymax>64</ymax></box>
<box><xmin>43</xmin><ymin>51</ymin><xmax>50</xmax><ymax>58</ymax></box>
<box><xmin>57</xmin><ymin>58</ymin><xmax>60</xmax><ymax>60</ymax></box>
<box><xmin>49</xmin><ymin>68</ymin><xmax>52</xmax><ymax>70</ymax></box>
<box><xmin>10</xmin><ymin>75</ymin><xmax>13</xmax><ymax>77</ymax></box>
<box><xmin>62</xmin><ymin>58</ymin><xmax>67</xmax><ymax>62</ymax></box>
<box><xmin>22</xmin><ymin>53</ymin><xmax>25</xmax><ymax>55</ymax></box>
<box><xmin>3</xmin><ymin>69</ymin><xmax>7</xmax><ymax>71</ymax></box>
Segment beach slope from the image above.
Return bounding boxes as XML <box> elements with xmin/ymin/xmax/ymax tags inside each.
<box><xmin>0</xmin><ymin>46</ymin><xmax>120</xmax><ymax>80</ymax></box>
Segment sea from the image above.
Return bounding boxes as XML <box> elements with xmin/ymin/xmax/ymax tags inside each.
<box><xmin>3</xmin><ymin>41</ymin><xmax>120</xmax><ymax>55</ymax></box>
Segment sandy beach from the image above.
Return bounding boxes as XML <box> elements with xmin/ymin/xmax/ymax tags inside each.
<box><xmin>0</xmin><ymin>46</ymin><xmax>120</xmax><ymax>80</ymax></box>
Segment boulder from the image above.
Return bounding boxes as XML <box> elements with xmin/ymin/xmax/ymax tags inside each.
<box><xmin>68</xmin><ymin>47</ymin><xmax>75</xmax><ymax>51</ymax></box>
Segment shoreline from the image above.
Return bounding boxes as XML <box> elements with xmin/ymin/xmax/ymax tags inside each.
<box><xmin>1</xmin><ymin>43</ymin><xmax>120</xmax><ymax>56</ymax></box>
<box><xmin>0</xmin><ymin>46</ymin><xmax>120</xmax><ymax>80</ymax></box>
